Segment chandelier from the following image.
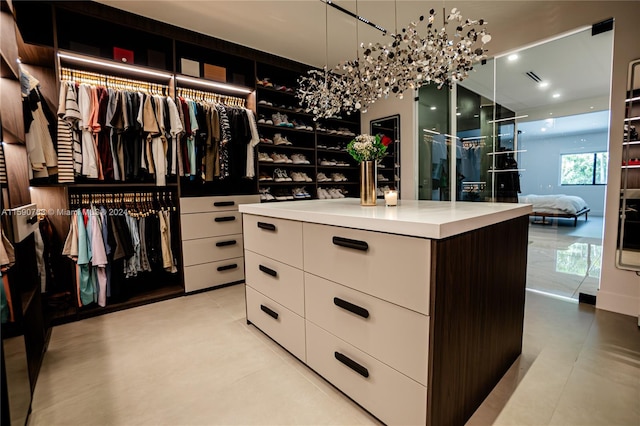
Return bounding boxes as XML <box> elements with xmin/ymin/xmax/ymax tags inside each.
<box><xmin>297</xmin><ymin>7</ymin><xmax>491</xmax><ymax>119</ymax></box>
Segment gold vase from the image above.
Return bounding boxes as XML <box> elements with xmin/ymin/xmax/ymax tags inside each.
<box><xmin>360</xmin><ymin>161</ymin><xmax>377</xmax><ymax>206</ymax></box>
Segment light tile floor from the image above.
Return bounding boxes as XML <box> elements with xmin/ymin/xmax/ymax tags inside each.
<box><xmin>26</xmin><ymin>216</ymin><xmax>640</xmax><ymax>425</ymax></box>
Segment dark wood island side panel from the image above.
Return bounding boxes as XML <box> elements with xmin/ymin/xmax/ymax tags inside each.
<box><xmin>427</xmin><ymin>215</ymin><xmax>529</xmax><ymax>426</ymax></box>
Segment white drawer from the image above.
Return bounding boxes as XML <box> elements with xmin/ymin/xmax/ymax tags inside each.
<box><xmin>306</xmin><ymin>321</ymin><xmax>427</xmax><ymax>426</ymax></box>
<box><xmin>243</xmin><ymin>214</ymin><xmax>303</xmax><ymax>269</ymax></box>
<box><xmin>182</xmin><ymin>234</ymin><xmax>244</xmax><ymax>267</ymax></box>
<box><xmin>183</xmin><ymin>257</ymin><xmax>245</xmax><ymax>293</ymax></box>
<box><xmin>303</xmin><ymin>222</ymin><xmax>431</xmax><ymax>315</ymax></box>
<box><xmin>6</xmin><ymin>203</ymin><xmax>38</xmax><ymax>243</ymax></box>
<box><xmin>246</xmin><ymin>286</ymin><xmax>305</xmax><ymax>361</ymax></box>
<box><xmin>245</xmin><ymin>251</ymin><xmax>304</xmax><ymax>316</ymax></box>
<box><xmin>305</xmin><ymin>273</ymin><xmax>429</xmax><ymax>385</ymax></box>
<box><xmin>180</xmin><ymin>195</ymin><xmax>260</xmax><ymax>214</ymax></box>
<box><xmin>180</xmin><ymin>211</ymin><xmax>242</xmax><ymax>240</ymax></box>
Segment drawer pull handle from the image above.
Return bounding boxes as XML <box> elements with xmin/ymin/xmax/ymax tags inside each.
<box><xmin>332</xmin><ymin>236</ymin><xmax>369</xmax><ymax>252</ymax></box>
<box><xmin>27</xmin><ymin>215</ymin><xmax>38</xmax><ymax>225</ymax></box>
<box><xmin>333</xmin><ymin>297</ymin><xmax>369</xmax><ymax>319</ymax></box>
<box><xmin>214</xmin><ymin>201</ymin><xmax>235</xmax><ymax>207</ymax></box>
<box><xmin>257</xmin><ymin>222</ymin><xmax>276</xmax><ymax>231</ymax></box>
<box><xmin>260</xmin><ymin>304</ymin><xmax>279</xmax><ymax>320</ymax></box>
<box><xmin>216</xmin><ymin>240</ymin><xmax>237</xmax><ymax>247</ymax></box>
<box><xmin>259</xmin><ymin>265</ymin><xmax>278</xmax><ymax>277</ymax></box>
<box><xmin>334</xmin><ymin>352</ymin><xmax>369</xmax><ymax>378</ymax></box>
<box><xmin>215</xmin><ymin>216</ymin><xmax>236</xmax><ymax>222</ymax></box>
<box><xmin>217</xmin><ymin>263</ymin><xmax>238</xmax><ymax>271</ymax></box>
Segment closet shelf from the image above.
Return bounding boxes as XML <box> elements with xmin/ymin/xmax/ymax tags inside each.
<box><xmin>258</xmin><ymin>144</ymin><xmax>315</xmax><ymax>152</ymax></box>
<box><xmin>257</xmin><ymin>123</ymin><xmax>314</xmax><ymax>134</ymax></box>
<box><xmin>623</xmin><ymin>141</ymin><xmax>640</xmax><ymax>145</ymax></box>
<box><xmin>57</xmin><ymin>50</ymin><xmax>173</xmax><ymax>82</ymax></box>
<box><xmin>257</xmin><ymin>103</ymin><xmax>315</xmax><ymax>118</ymax></box>
<box><xmin>67</xmin><ymin>182</ymin><xmax>179</xmax><ymax>188</ymax></box>
<box><xmin>257</xmin><ymin>162</ymin><xmax>316</xmax><ymax>168</ymax></box>
<box><xmin>256</xmin><ymin>85</ymin><xmax>298</xmax><ymax>97</ymax></box>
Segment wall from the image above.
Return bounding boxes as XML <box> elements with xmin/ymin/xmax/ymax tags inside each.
<box><xmin>519</xmin><ymin>128</ymin><xmax>608</xmax><ymax>216</ymax></box>
<box><xmin>361</xmin><ymin>1</ymin><xmax>640</xmax><ymax>317</ymax></box>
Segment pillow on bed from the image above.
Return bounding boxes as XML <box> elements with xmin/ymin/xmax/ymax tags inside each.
<box><xmin>518</xmin><ymin>194</ymin><xmax>588</xmax><ymax>215</ymax></box>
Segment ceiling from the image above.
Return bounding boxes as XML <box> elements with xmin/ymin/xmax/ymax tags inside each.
<box><xmin>95</xmin><ymin>0</ymin><xmax>619</xmax><ymax>123</ymax></box>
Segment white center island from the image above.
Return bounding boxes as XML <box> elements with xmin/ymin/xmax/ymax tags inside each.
<box><xmin>239</xmin><ymin>199</ymin><xmax>532</xmax><ymax>425</ymax></box>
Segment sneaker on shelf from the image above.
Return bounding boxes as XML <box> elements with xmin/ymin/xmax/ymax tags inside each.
<box><xmin>272</xmin><ymin>113</ymin><xmax>283</xmax><ymax>126</ymax></box>
<box><xmin>298</xmin><ymin>172</ymin><xmax>313</xmax><ymax>182</ymax></box>
<box><xmin>260</xmin><ymin>187</ymin><xmax>276</xmax><ymax>201</ymax></box>
<box><xmin>270</xmin><ymin>153</ymin><xmax>286</xmax><ymax>163</ymax></box>
<box><xmin>290</xmin><ymin>172</ymin><xmax>306</xmax><ymax>182</ymax></box>
<box><xmin>326</xmin><ymin>188</ymin><xmax>339</xmax><ymax>199</ymax></box>
<box><xmin>376</xmin><ymin>187</ymin><xmax>384</xmax><ymax>197</ymax></box>
<box><xmin>319</xmin><ymin>158</ymin><xmax>336</xmax><ymax>166</ymax></box>
<box><xmin>261</xmin><ymin>78</ymin><xmax>273</xmax><ymax>88</ymax></box>
<box><xmin>292</xmin><ymin>120</ymin><xmax>306</xmax><ymax>130</ymax></box>
<box><xmin>258</xmin><ymin>171</ymin><xmax>273</xmax><ymax>181</ymax></box>
<box><xmin>277</xmin><ymin>114</ymin><xmax>293</xmax><ymax>128</ymax></box>
<box><xmin>291</xmin><ymin>154</ymin><xmax>310</xmax><ymax>165</ymax></box>
<box><xmin>258</xmin><ymin>152</ymin><xmax>274</xmax><ymax>162</ymax></box>
<box><xmin>330</xmin><ymin>173</ymin><xmax>341</xmax><ymax>182</ymax></box>
<box><xmin>317</xmin><ymin>172</ymin><xmax>331</xmax><ymax>182</ymax></box>
<box><xmin>292</xmin><ymin>187</ymin><xmax>308</xmax><ymax>199</ymax></box>
<box><xmin>273</xmin><ymin>190</ymin><xmax>289</xmax><ymax>201</ymax></box>
<box><xmin>273</xmin><ymin>133</ymin><xmax>293</xmax><ymax>146</ymax></box>
<box><xmin>395</xmin><ymin>175</ymin><xmax>400</xmax><ymax>181</ymax></box>
<box><xmin>273</xmin><ymin>168</ymin><xmax>292</xmax><ymax>182</ymax></box>
<box><xmin>259</xmin><ymin>136</ymin><xmax>273</xmax><ymax>144</ymax></box>
<box><xmin>318</xmin><ymin>187</ymin><xmax>332</xmax><ymax>199</ymax></box>
<box><xmin>283</xmin><ymin>154</ymin><xmax>293</xmax><ymax>164</ymax></box>
<box><xmin>378</xmin><ymin>174</ymin><xmax>389</xmax><ymax>182</ymax></box>
<box><xmin>258</xmin><ymin>99</ymin><xmax>269</xmax><ymax>105</ymax></box>
<box><xmin>378</xmin><ymin>163</ymin><xmax>385</xmax><ymax>169</ymax></box>
<box><xmin>335</xmin><ymin>160</ymin><xmax>349</xmax><ymax>166</ymax></box>
<box><xmin>299</xmin><ymin>187</ymin><xmax>311</xmax><ymax>198</ymax></box>
<box><xmin>257</xmin><ymin>115</ymin><xmax>267</xmax><ymax>124</ymax></box>
<box><xmin>317</xmin><ymin>187</ymin><xmax>327</xmax><ymax>199</ymax></box>
<box><xmin>317</xmin><ymin>143</ymin><xmax>327</xmax><ymax>149</ymax></box>
<box><xmin>316</xmin><ymin>125</ymin><xmax>327</xmax><ymax>132</ymax></box>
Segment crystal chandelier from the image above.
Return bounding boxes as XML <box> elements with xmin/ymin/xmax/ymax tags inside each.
<box><xmin>297</xmin><ymin>7</ymin><xmax>491</xmax><ymax>119</ymax></box>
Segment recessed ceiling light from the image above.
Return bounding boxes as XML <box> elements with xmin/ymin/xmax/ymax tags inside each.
<box><xmin>541</xmin><ymin>128</ymin><xmax>547</xmax><ymax>132</ymax></box>
<box><xmin>538</xmin><ymin>82</ymin><xmax>549</xmax><ymax>88</ymax></box>
<box><xmin>552</xmin><ymin>93</ymin><xmax>560</xmax><ymax>98</ymax></box>
<box><xmin>430</xmin><ymin>106</ymin><xmax>437</xmax><ymax>110</ymax></box>
<box><xmin>549</xmin><ymin>112</ymin><xmax>553</xmax><ymax>115</ymax></box>
<box><xmin>508</xmin><ymin>54</ymin><xmax>518</xmax><ymax>61</ymax></box>
<box><xmin>590</xmin><ymin>106</ymin><xmax>594</xmax><ymax>109</ymax></box>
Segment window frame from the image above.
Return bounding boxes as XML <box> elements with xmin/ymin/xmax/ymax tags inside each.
<box><xmin>559</xmin><ymin>151</ymin><xmax>608</xmax><ymax>186</ymax></box>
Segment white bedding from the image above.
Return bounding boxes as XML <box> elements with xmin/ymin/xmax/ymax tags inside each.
<box><xmin>518</xmin><ymin>194</ymin><xmax>589</xmax><ymax>215</ymax></box>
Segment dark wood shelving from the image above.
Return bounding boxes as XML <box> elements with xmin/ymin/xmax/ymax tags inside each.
<box><xmin>257</xmin><ymin>103</ymin><xmax>315</xmax><ymax>119</ymax></box>
<box><xmin>257</xmin><ymin>123</ymin><xmax>315</xmax><ymax>134</ymax></box>
<box><xmin>257</xmin><ymin>162</ymin><xmax>315</xmax><ymax>168</ymax></box>
<box><xmin>258</xmin><ymin>144</ymin><xmax>315</xmax><ymax>152</ymax></box>
<box><xmin>256</xmin><ymin>85</ymin><xmax>298</xmax><ymax>97</ymax></box>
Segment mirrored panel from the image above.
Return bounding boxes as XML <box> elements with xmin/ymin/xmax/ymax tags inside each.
<box><xmin>617</xmin><ymin>59</ymin><xmax>640</xmax><ymax>270</ymax></box>
<box><xmin>370</xmin><ymin>115</ymin><xmax>400</xmax><ymax>199</ymax></box>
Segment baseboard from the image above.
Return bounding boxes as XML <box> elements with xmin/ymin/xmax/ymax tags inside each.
<box><xmin>595</xmin><ymin>290</ymin><xmax>639</xmax><ymax>317</ymax></box>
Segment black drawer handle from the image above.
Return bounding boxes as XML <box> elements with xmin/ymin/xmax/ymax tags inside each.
<box><xmin>257</xmin><ymin>222</ymin><xmax>276</xmax><ymax>231</ymax></box>
<box><xmin>260</xmin><ymin>304</ymin><xmax>279</xmax><ymax>320</ymax></box>
<box><xmin>333</xmin><ymin>297</ymin><xmax>369</xmax><ymax>319</ymax></box>
<box><xmin>334</xmin><ymin>352</ymin><xmax>369</xmax><ymax>378</ymax></box>
<box><xmin>217</xmin><ymin>263</ymin><xmax>238</xmax><ymax>271</ymax></box>
<box><xmin>216</xmin><ymin>240</ymin><xmax>237</xmax><ymax>247</ymax></box>
<box><xmin>214</xmin><ymin>201</ymin><xmax>235</xmax><ymax>207</ymax></box>
<box><xmin>214</xmin><ymin>216</ymin><xmax>236</xmax><ymax>222</ymax></box>
<box><xmin>27</xmin><ymin>215</ymin><xmax>38</xmax><ymax>225</ymax></box>
<box><xmin>259</xmin><ymin>265</ymin><xmax>278</xmax><ymax>277</ymax></box>
<box><xmin>332</xmin><ymin>236</ymin><xmax>369</xmax><ymax>252</ymax></box>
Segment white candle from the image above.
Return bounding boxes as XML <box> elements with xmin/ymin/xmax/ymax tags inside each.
<box><xmin>384</xmin><ymin>190</ymin><xmax>398</xmax><ymax>206</ymax></box>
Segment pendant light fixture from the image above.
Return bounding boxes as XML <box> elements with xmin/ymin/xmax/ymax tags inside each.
<box><xmin>298</xmin><ymin>1</ymin><xmax>491</xmax><ymax>119</ymax></box>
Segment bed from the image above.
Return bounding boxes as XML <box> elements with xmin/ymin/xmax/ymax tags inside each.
<box><xmin>518</xmin><ymin>194</ymin><xmax>591</xmax><ymax>226</ymax></box>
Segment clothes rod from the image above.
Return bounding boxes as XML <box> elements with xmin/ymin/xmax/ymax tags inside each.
<box><xmin>57</xmin><ymin>52</ymin><xmax>173</xmax><ymax>79</ymax></box>
<box><xmin>175</xmin><ymin>75</ymin><xmax>252</xmax><ymax>94</ymax></box>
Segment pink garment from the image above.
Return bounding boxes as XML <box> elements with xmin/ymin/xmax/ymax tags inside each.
<box><xmin>90</xmin><ymin>208</ymin><xmax>108</xmax><ymax>307</ymax></box>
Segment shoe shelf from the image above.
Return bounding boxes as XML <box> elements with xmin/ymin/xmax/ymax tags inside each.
<box><xmin>256</xmin><ymin>85</ymin><xmax>298</xmax><ymax>97</ymax></box>
<box><xmin>317</xmin><ymin>132</ymin><xmax>355</xmax><ymax>139</ymax></box>
<box><xmin>258</xmin><ymin>163</ymin><xmax>316</xmax><ymax>168</ymax></box>
<box><xmin>317</xmin><ymin>165</ymin><xmax>358</xmax><ymax>170</ymax></box>
<box><xmin>259</xmin><ymin>181</ymin><xmax>315</xmax><ymax>185</ymax></box>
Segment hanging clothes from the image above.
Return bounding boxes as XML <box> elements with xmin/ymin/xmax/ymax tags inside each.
<box><xmin>22</xmin><ymin>66</ymin><xmax>58</xmax><ymax>179</ymax></box>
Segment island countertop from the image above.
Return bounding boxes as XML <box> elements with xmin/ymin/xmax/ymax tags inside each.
<box><xmin>239</xmin><ymin>199</ymin><xmax>532</xmax><ymax>239</ymax></box>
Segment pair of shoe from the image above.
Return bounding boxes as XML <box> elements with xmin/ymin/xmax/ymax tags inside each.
<box><xmin>256</xmin><ymin>77</ymin><xmax>273</xmax><ymax>87</ymax></box>
<box><xmin>257</xmin><ymin>115</ymin><xmax>274</xmax><ymax>125</ymax></box>
<box><xmin>273</xmin><ymin>190</ymin><xmax>294</xmax><ymax>201</ymax></box>
<box><xmin>258</xmin><ymin>172</ymin><xmax>273</xmax><ymax>181</ymax></box>
<box><xmin>377</xmin><ymin>185</ymin><xmax>392</xmax><ymax>197</ymax></box>
<box><xmin>271</xmin><ymin>153</ymin><xmax>293</xmax><ymax>163</ymax></box>
<box><xmin>378</xmin><ymin>174</ymin><xmax>390</xmax><ymax>182</ymax></box>
<box><xmin>331</xmin><ymin>173</ymin><xmax>348</xmax><ymax>182</ymax></box>
<box><xmin>258</xmin><ymin>152</ymin><xmax>273</xmax><ymax>162</ymax></box>
<box><xmin>274</xmin><ymin>133</ymin><xmax>293</xmax><ymax>146</ymax></box>
<box><xmin>317</xmin><ymin>172</ymin><xmax>332</xmax><ymax>182</ymax></box>
<box><xmin>259</xmin><ymin>136</ymin><xmax>273</xmax><ymax>144</ymax></box>
<box><xmin>292</xmin><ymin>187</ymin><xmax>311</xmax><ymax>199</ymax></box>
<box><xmin>291</xmin><ymin>119</ymin><xmax>313</xmax><ymax>131</ymax></box>
<box><xmin>273</xmin><ymin>168</ymin><xmax>292</xmax><ymax>182</ymax></box>
<box><xmin>290</xmin><ymin>154</ymin><xmax>310</xmax><ymax>164</ymax></box>
<box><xmin>258</xmin><ymin>99</ymin><xmax>273</xmax><ymax>106</ymax></box>
<box><xmin>291</xmin><ymin>172</ymin><xmax>312</xmax><ymax>182</ymax></box>
<box><xmin>317</xmin><ymin>187</ymin><xmax>345</xmax><ymax>199</ymax></box>
<box><xmin>319</xmin><ymin>158</ymin><xmax>337</xmax><ymax>166</ymax></box>
<box><xmin>273</xmin><ymin>113</ymin><xmax>294</xmax><ymax>128</ymax></box>
<box><xmin>260</xmin><ymin>187</ymin><xmax>276</xmax><ymax>201</ymax></box>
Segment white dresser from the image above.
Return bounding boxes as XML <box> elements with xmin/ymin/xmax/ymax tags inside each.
<box><xmin>241</xmin><ymin>199</ymin><xmax>532</xmax><ymax>425</ymax></box>
<box><xmin>180</xmin><ymin>195</ymin><xmax>259</xmax><ymax>293</ymax></box>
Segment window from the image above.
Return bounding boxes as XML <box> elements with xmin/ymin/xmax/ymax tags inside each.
<box><xmin>560</xmin><ymin>152</ymin><xmax>608</xmax><ymax>185</ymax></box>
